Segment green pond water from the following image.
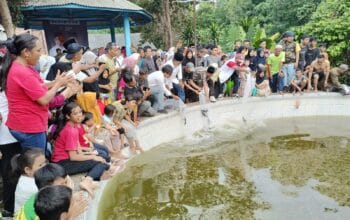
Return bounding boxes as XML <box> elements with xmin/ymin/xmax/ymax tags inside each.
<box><xmin>98</xmin><ymin>116</ymin><xmax>350</xmax><ymax>220</ymax></box>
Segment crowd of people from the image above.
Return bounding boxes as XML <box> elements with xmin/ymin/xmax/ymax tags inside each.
<box><xmin>0</xmin><ymin>31</ymin><xmax>349</xmax><ymax>219</ymax></box>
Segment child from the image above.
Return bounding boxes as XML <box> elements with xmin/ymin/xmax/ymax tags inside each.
<box><xmin>237</xmin><ymin>58</ymin><xmax>253</xmax><ymax>97</ymax></box>
<box><xmin>12</xmin><ymin>149</ymin><xmax>46</xmax><ymax>213</ymax></box>
<box><xmin>291</xmin><ymin>68</ymin><xmax>308</xmax><ymax>95</ymax></box>
<box><xmin>15</xmin><ymin>163</ymin><xmax>92</xmax><ymax>220</ymax></box>
<box><xmin>83</xmin><ymin>111</ymin><xmax>127</xmax><ymax>160</ymax></box>
<box><xmin>51</xmin><ymin>102</ymin><xmax>113</xmax><ymax>181</ymax></box>
<box><xmin>98</xmin><ymin>68</ymin><xmax>112</xmax><ymax>105</ymax></box>
<box><xmin>77</xmin><ymin>112</ymin><xmax>110</xmax><ymax>162</ymax></box>
<box><xmin>119</xmin><ymin>95</ymin><xmax>144</xmax><ymax>154</ymax></box>
<box><xmin>117</xmin><ymin>69</ymin><xmax>128</xmax><ymax>100</ymax></box>
<box><xmin>34</xmin><ymin>185</ymin><xmax>74</xmax><ymax>220</ymax></box>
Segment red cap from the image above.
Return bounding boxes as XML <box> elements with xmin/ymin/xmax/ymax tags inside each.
<box><xmin>227</xmin><ymin>61</ymin><xmax>237</xmax><ymax>68</ymax></box>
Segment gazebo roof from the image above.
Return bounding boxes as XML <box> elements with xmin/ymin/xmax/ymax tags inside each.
<box><xmin>21</xmin><ymin>0</ymin><xmax>152</xmax><ymax>29</ymax></box>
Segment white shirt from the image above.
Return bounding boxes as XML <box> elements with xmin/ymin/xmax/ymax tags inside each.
<box><xmin>0</xmin><ymin>91</ymin><xmax>17</xmax><ymax>145</ymax></box>
<box><xmin>165</xmin><ymin>60</ymin><xmax>182</xmax><ymax>88</ymax></box>
<box><xmin>148</xmin><ymin>71</ymin><xmax>172</xmax><ymax>96</ymax></box>
<box><xmin>49</xmin><ymin>45</ymin><xmax>65</xmax><ymax>57</ymax></box>
<box><xmin>38</xmin><ymin>55</ymin><xmax>56</xmax><ymax>80</ymax></box>
<box><xmin>14</xmin><ymin>175</ymin><xmax>38</xmax><ymax>213</ymax></box>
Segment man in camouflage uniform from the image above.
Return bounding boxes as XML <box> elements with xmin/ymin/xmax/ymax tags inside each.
<box><xmin>281</xmin><ymin>31</ymin><xmax>300</xmax><ymax>91</ymax></box>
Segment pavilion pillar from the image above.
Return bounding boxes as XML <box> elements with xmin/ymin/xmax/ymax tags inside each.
<box><xmin>123</xmin><ymin>13</ymin><xmax>131</xmax><ymax>56</ymax></box>
<box><xmin>110</xmin><ymin>20</ymin><xmax>116</xmax><ymax>42</ymax></box>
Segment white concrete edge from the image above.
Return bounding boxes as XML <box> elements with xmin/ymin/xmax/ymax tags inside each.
<box><xmin>87</xmin><ymin>92</ymin><xmax>350</xmax><ymax>220</ymax></box>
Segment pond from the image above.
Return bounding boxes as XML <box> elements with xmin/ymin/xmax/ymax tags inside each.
<box><xmin>98</xmin><ymin>116</ymin><xmax>350</xmax><ymax>220</ymax></box>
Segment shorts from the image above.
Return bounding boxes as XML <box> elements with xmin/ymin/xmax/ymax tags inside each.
<box><xmin>312</xmin><ymin>72</ymin><xmax>325</xmax><ymax>80</ymax></box>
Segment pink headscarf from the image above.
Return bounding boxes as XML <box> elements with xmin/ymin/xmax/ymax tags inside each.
<box><xmin>122</xmin><ymin>53</ymin><xmax>140</xmax><ymax>69</ymax></box>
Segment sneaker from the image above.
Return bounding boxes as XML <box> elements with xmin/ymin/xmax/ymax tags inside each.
<box><xmin>210</xmin><ymin>96</ymin><xmax>216</xmax><ymax>102</ymax></box>
<box><xmin>157</xmin><ymin>109</ymin><xmax>168</xmax><ymax>114</ymax></box>
<box><xmin>218</xmin><ymin>94</ymin><xmax>224</xmax><ymax>99</ymax></box>
<box><xmin>1</xmin><ymin>210</ymin><xmax>13</xmax><ymax>218</ymax></box>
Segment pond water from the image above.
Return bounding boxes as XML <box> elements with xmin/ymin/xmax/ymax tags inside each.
<box><xmin>98</xmin><ymin>116</ymin><xmax>350</xmax><ymax>220</ymax></box>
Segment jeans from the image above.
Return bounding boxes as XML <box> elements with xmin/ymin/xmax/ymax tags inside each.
<box><xmin>150</xmin><ymin>85</ymin><xmax>165</xmax><ymax>111</ymax></box>
<box><xmin>57</xmin><ymin>159</ymin><xmax>109</xmax><ymax>180</ymax></box>
<box><xmin>138</xmin><ymin>100</ymin><xmax>156</xmax><ymax>117</ymax></box>
<box><xmin>0</xmin><ymin>142</ymin><xmax>22</xmax><ymax>213</ymax></box>
<box><xmin>9</xmin><ymin>130</ymin><xmax>46</xmax><ymax>152</ymax></box>
<box><xmin>93</xmin><ymin>143</ymin><xmax>110</xmax><ymax>162</ymax></box>
<box><xmin>283</xmin><ymin>63</ymin><xmax>296</xmax><ymax>87</ymax></box>
<box><xmin>172</xmin><ymin>83</ymin><xmax>186</xmax><ymax>102</ymax></box>
<box><xmin>270</xmin><ymin>73</ymin><xmax>284</xmax><ymax>93</ymax></box>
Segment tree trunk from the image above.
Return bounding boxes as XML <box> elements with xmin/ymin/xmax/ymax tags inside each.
<box><xmin>0</xmin><ymin>0</ymin><xmax>15</xmax><ymax>38</ymax></box>
<box><xmin>162</xmin><ymin>0</ymin><xmax>173</xmax><ymax>49</ymax></box>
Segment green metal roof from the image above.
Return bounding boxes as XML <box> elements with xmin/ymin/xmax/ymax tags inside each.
<box><xmin>20</xmin><ymin>0</ymin><xmax>152</xmax><ymax>29</ymax></box>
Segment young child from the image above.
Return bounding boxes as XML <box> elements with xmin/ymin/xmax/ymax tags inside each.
<box><xmin>34</xmin><ymin>185</ymin><xmax>74</xmax><ymax>220</ymax></box>
<box><xmin>117</xmin><ymin>69</ymin><xmax>128</xmax><ymax>100</ymax></box>
<box><xmin>77</xmin><ymin>112</ymin><xmax>110</xmax><ymax>162</ymax></box>
<box><xmin>291</xmin><ymin>68</ymin><xmax>308</xmax><ymax>95</ymax></box>
<box><xmin>12</xmin><ymin>149</ymin><xmax>46</xmax><ymax>213</ymax></box>
<box><xmin>120</xmin><ymin>95</ymin><xmax>144</xmax><ymax>154</ymax></box>
<box><xmin>15</xmin><ymin>163</ymin><xmax>92</xmax><ymax>220</ymax></box>
<box><xmin>98</xmin><ymin>68</ymin><xmax>112</xmax><ymax>105</ymax></box>
<box><xmin>51</xmin><ymin>102</ymin><xmax>114</xmax><ymax>181</ymax></box>
<box><xmin>83</xmin><ymin>111</ymin><xmax>127</xmax><ymax>160</ymax></box>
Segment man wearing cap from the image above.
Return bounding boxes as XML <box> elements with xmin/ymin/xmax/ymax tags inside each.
<box><xmin>165</xmin><ymin>52</ymin><xmax>186</xmax><ymax>102</ymax></box>
<box><xmin>281</xmin><ymin>31</ymin><xmax>300</xmax><ymax>90</ymax></box>
<box><xmin>98</xmin><ymin>42</ymin><xmax>121</xmax><ymax>101</ymax></box>
<box><xmin>267</xmin><ymin>45</ymin><xmax>285</xmax><ymax>93</ymax></box>
<box><xmin>184</xmin><ymin>62</ymin><xmax>201</xmax><ymax>103</ymax></box>
<box><xmin>57</xmin><ymin>40</ymin><xmax>106</xmax><ymax>84</ymax></box>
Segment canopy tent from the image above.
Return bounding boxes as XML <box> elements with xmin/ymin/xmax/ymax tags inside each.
<box><xmin>20</xmin><ymin>0</ymin><xmax>152</xmax><ymax>55</ymax></box>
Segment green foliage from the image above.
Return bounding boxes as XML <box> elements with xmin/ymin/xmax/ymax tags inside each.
<box><xmin>253</xmin><ymin>0</ymin><xmax>321</xmax><ymax>35</ymax></box>
<box><xmin>8</xmin><ymin>0</ymin><xmax>28</xmax><ymax>25</ymax></box>
<box><xmin>297</xmin><ymin>0</ymin><xmax>350</xmax><ymax>65</ymax></box>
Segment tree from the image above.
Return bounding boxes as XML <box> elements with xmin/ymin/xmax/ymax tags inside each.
<box><xmin>253</xmin><ymin>0</ymin><xmax>321</xmax><ymax>35</ymax></box>
<box><xmin>0</xmin><ymin>0</ymin><xmax>15</xmax><ymax>37</ymax></box>
<box><xmin>130</xmin><ymin>0</ymin><xmax>191</xmax><ymax>49</ymax></box>
<box><xmin>0</xmin><ymin>0</ymin><xmax>28</xmax><ymax>37</ymax></box>
<box><xmin>297</xmin><ymin>0</ymin><xmax>350</xmax><ymax>65</ymax></box>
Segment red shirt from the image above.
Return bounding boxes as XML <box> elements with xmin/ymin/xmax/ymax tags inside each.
<box><xmin>6</xmin><ymin>61</ymin><xmax>48</xmax><ymax>133</ymax></box>
<box><xmin>52</xmin><ymin>123</ymin><xmax>79</xmax><ymax>162</ymax></box>
<box><xmin>97</xmin><ymin>99</ymin><xmax>105</xmax><ymax>115</ymax></box>
<box><xmin>77</xmin><ymin>124</ymin><xmax>89</xmax><ymax>148</ymax></box>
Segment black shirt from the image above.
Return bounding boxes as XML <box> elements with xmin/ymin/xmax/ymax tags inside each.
<box><xmin>305</xmin><ymin>47</ymin><xmax>320</xmax><ymax>67</ymax></box>
<box><xmin>98</xmin><ymin>78</ymin><xmax>110</xmax><ymax>94</ymax></box>
<box><xmin>124</xmin><ymin>86</ymin><xmax>144</xmax><ymax>99</ymax></box>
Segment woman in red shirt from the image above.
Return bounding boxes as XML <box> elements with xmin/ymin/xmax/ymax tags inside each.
<box><xmin>3</xmin><ymin>34</ymin><xmax>72</xmax><ymax>152</ymax></box>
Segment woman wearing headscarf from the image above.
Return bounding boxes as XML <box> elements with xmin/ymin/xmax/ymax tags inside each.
<box><xmin>122</xmin><ymin>53</ymin><xmax>140</xmax><ymax>76</ymax></box>
<box><xmin>255</xmin><ymin>64</ymin><xmax>270</xmax><ymax>96</ymax></box>
<box><xmin>253</xmin><ymin>48</ymin><xmax>267</xmax><ymax>70</ymax></box>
